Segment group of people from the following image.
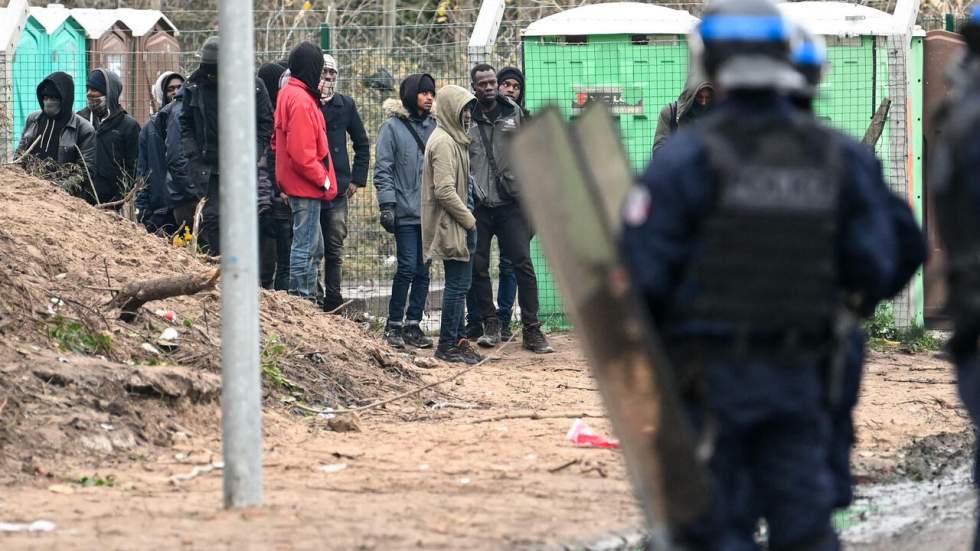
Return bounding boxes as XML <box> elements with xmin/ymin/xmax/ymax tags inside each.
<box><xmin>615</xmin><ymin>0</ymin><xmax>980</xmax><ymax>548</ymax></box>
<box><xmin>15</xmin><ymin>37</ymin><xmax>553</xmax><ymax>365</ymax></box>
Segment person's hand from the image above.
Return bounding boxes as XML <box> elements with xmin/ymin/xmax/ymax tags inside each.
<box><xmin>379</xmin><ymin>203</ymin><xmax>396</xmax><ymax>234</ymax></box>
<box><xmin>348</xmin><ymin>185</ymin><xmax>359</xmax><ymax>199</ymax></box>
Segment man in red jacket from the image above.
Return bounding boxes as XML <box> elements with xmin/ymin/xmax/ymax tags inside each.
<box><xmin>273</xmin><ymin>42</ymin><xmax>337</xmax><ymax>301</ymax></box>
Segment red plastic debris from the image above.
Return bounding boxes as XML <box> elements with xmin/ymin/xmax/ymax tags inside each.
<box><xmin>566</xmin><ymin>419</ymin><xmax>620</xmax><ymax>449</ymax></box>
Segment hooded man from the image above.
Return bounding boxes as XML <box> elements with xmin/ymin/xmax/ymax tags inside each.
<box><xmin>651</xmin><ymin>77</ymin><xmax>714</xmax><ymax>155</ymax></box>
<box><xmin>76</xmin><ymin>69</ymin><xmax>141</xmax><ymax>206</ymax></box>
<box><xmin>273</xmin><ymin>42</ymin><xmax>338</xmax><ymax>301</ymax></box>
<box><xmin>318</xmin><ymin>53</ymin><xmax>371</xmax><ymax>313</ymax></box>
<box><xmin>467</xmin><ymin>63</ymin><xmax>553</xmax><ymax>354</ymax></box>
<box><xmin>422</xmin><ymin>85</ymin><xmax>482</xmax><ymax>364</ymax></box>
<box><xmin>257</xmin><ymin>62</ymin><xmax>292</xmax><ymax>291</ymax></box>
<box><xmin>496</xmin><ymin>66</ymin><xmax>528</xmax><ymax>117</ymax></box>
<box><xmin>137</xmin><ymin>71</ymin><xmax>187</xmax><ymax>234</ymax></box>
<box><xmin>16</xmin><ymin>71</ymin><xmax>96</xmax><ymax>191</ymax></box>
<box><xmin>179</xmin><ymin>36</ymin><xmax>275</xmax><ymax>256</ymax></box>
<box><xmin>374</xmin><ymin>73</ymin><xmax>437</xmax><ymax>349</ymax></box>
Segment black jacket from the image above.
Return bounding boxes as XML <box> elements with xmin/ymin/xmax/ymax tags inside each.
<box><xmin>178</xmin><ymin>68</ymin><xmax>274</xmax><ymax>190</ymax></box>
<box><xmin>76</xmin><ymin>69</ymin><xmax>140</xmax><ymax>205</ymax></box>
<box><xmin>321</xmin><ymin>93</ymin><xmax>370</xmax><ymax>201</ymax></box>
<box><xmin>17</xmin><ymin>72</ymin><xmax>96</xmax><ymax>176</ymax></box>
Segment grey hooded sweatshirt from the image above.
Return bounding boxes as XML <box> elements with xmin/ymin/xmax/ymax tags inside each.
<box><xmin>651</xmin><ymin>79</ymin><xmax>713</xmax><ymax>155</ymax></box>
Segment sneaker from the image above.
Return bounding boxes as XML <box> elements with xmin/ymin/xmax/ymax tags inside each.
<box><xmin>500</xmin><ymin>319</ymin><xmax>514</xmax><ymax>341</ymax></box>
<box><xmin>402</xmin><ymin>324</ymin><xmax>433</xmax><ymax>349</ymax></box>
<box><xmin>457</xmin><ymin>340</ymin><xmax>485</xmax><ymax>365</ymax></box>
<box><xmin>435</xmin><ymin>343</ymin><xmax>466</xmax><ymax>363</ymax></box>
<box><xmin>477</xmin><ymin>317</ymin><xmax>501</xmax><ymax>348</ymax></box>
<box><xmin>384</xmin><ymin>324</ymin><xmax>405</xmax><ymax>349</ymax></box>
<box><xmin>465</xmin><ymin>321</ymin><xmax>484</xmax><ymax>341</ymax></box>
<box><xmin>522</xmin><ymin>324</ymin><xmax>554</xmax><ymax>354</ymax></box>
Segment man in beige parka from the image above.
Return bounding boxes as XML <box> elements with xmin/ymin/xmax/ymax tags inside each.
<box><xmin>422</xmin><ymin>84</ymin><xmax>482</xmax><ymax>364</ymax></box>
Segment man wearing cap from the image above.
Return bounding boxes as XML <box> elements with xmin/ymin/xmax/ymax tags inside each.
<box><xmin>77</xmin><ymin>69</ymin><xmax>140</xmax><ymax>206</ymax></box>
<box><xmin>179</xmin><ymin>36</ymin><xmax>274</xmax><ymax>256</ymax></box>
<box><xmin>318</xmin><ymin>53</ymin><xmax>370</xmax><ymax>313</ymax></box>
<box><xmin>136</xmin><ymin>71</ymin><xmax>187</xmax><ymax>234</ymax></box>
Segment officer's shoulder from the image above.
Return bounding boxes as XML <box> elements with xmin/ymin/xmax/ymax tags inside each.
<box><xmin>641</xmin><ymin>127</ymin><xmax>709</xmax><ymax>184</ymax></box>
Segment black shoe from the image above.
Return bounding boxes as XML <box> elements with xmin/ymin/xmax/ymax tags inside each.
<box><xmin>500</xmin><ymin>319</ymin><xmax>514</xmax><ymax>341</ymax></box>
<box><xmin>435</xmin><ymin>343</ymin><xmax>466</xmax><ymax>363</ymax></box>
<box><xmin>384</xmin><ymin>324</ymin><xmax>405</xmax><ymax>349</ymax></box>
<box><xmin>522</xmin><ymin>324</ymin><xmax>554</xmax><ymax>354</ymax></box>
<box><xmin>457</xmin><ymin>340</ymin><xmax>485</xmax><ymax>365</ymax></box>
<box><xmin>465</xmin><ymin>321</ymin><xmax>484</xmax><ymax>341</ymax></box>
<box><xmin>402</xmin><ymin>324</ymin><xmax>433</xmax><ymax>349</ymax></box>
<box><xmin>323</xmin><ymin>299</ymin><xmax>345</xmax><ymax>314</ymax></box>
<box><xmin>477</xmin><ymin>317</ymin><xmax>501</xmax><ymax>348</ymax></box>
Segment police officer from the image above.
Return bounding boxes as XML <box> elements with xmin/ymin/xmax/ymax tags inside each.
<box><xmin>931</xmin><ymin>9</ymin><xmax>980</xmax><ymax>549</ymax></box>
<box><xmin>789</xmin><ymin>24</ymin><xmax>928</xmax><ymax>511</ymax></box>
<box><xmin>619</xmin><ymin>0</ymin><xmax>900</xmax><ymax>548</ymax></box>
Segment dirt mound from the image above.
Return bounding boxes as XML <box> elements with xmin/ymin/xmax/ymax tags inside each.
<box><xmin>0</xmin><ymin>167</ymin><xmax>428</xmax><ymax>478</ymax></box>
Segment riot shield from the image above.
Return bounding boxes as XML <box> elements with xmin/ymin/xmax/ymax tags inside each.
<box><xmin>509</xmin><ymin>103</ymin><xmax>710</xmax><ymax>544</ymax></box>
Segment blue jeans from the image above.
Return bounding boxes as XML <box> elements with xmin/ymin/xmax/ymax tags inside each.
<box><xmin>441</xmin><ymin>258</ymin><xmax>472</xmax><ymax>346</ymax></box>
<box><xmin>288</xmin><ymin>197</ymin><xmax>324</xmax><ymax>299</ymax></box>
<box><xmin>388</xmin><ymin>224</ymin><xmax>430</xmax><ymax>325</ymax></box>
<box><xmin>497</xmin><ymin>257</ymin><xmax>518</xmax><ymax>323</ymax></box>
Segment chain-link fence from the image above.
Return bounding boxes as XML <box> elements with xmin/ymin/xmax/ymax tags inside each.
<box><xmin>0</xmin><ymin>2</ymin><xmax>929</xmax><ymax>329</ymax></box>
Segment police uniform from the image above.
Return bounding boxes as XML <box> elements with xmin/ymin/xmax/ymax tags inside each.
<box><xmin>619</xmin><ymin>3</ymin><xmax>900</xmax><ymax>548</ymax></box>
<box><xmin>931</xmin><ymin>11</ymin><xmax>980</xmax><ymax>549</ymax></box>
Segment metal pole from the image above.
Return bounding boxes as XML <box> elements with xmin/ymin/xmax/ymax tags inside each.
<box><xmin>218</xmin><ymin>0</ymin><xmax>262</xmax><ymax>508</ymax></box>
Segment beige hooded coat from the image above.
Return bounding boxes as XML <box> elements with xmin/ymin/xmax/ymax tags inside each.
<box><xmin>421</xmin><ymin>85</ymin><xmax>477</xmax><ymax>263</ymax></box>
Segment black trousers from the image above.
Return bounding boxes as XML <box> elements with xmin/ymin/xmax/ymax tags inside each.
<box><xmin>199</xmin><ymin>175</ymin><xmax>221</xmax><ymax>256</ymax></box>
<box><xmin>471</xmin><ymin>202</ymin><xmax>539</xmax><ymax>326</ymax></box>
<box><xmin>319</xmin><ymin>198</ymin><xmax>349</xmax><ymax>311</ymax></box>
<box><xmin>260</xmin><ymin>216</ymin><xmax>293</xmax><ymax>291</ymax></box>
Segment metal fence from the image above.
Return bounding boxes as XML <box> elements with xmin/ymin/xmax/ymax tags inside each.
<box><xmin>0</xmin><ymin>3</ymin><xmax>928</xmax><ymax>328</ymax></box>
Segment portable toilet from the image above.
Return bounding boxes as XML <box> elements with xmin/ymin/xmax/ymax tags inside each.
<box><xmin>28</xmin><ymin>5</ymin><xmax>87</xmax><ymax>112</ymax></box>
<box><xmin>70</xmin><ymin>9</ymin><xmax>133</xmax><ymax>110</ymax></box>
<box><xmin>779</xmin><ymin>1</ymin><xmax>926</xmax><ymax>327</ymax></box>
<box><xmin>0</xmin><ymin>0</ymin><xmax>29</xmax><ymax>159</ymax></box>
<box><xmin>12</xmin><ymin>15</ymin><xmax>47</xmax><ymax>150</ymax></box>
<box><xmin>116</xmin><ymin>9</ymin><xmax>180</xmax><ymax>124</ymax></box>
<box><xmin>522</xmin><ymin>2</ymin><xmax>699</xmax><ymax>329</ymax></box>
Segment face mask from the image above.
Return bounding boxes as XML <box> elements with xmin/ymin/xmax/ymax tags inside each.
<box><xmin>319</xmin><ymin>78</ymin><xmax>335</xmax><ymax>103</ymax></box>
<box><xmin>42</xmin><ymin>98</ymin><xmax>61</xmax><ymax>118</ymax></box>
<box><xmin>88</xmin><ymin>96</ymin><xmax>108</xmax><ymax>117</ymax></box>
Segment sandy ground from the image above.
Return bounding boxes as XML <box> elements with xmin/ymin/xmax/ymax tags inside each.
<box><xmin>0</xmin><ymin>335</ymin><xmax>975</xmax><ymax>550</ymax></box>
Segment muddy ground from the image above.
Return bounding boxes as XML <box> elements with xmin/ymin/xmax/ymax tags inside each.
<box><xmin>0</xmin><ymin>334</ymin><xmax>975</xmax><ymax>550</ymax></box>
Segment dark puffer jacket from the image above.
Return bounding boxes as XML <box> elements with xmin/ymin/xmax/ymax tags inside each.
<box><xmin>77</xmin><ymin>69</ymin><xmax>141</xmax><ymax>205</ymax></box>
<box><xmin>17</xmin><ymin>72</ymin><xmax>96</xmax><ymax>176</ymax></box>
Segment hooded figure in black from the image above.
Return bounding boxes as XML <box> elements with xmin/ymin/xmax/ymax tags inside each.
<box><xmin>288</xmin><ymin>42</ymin><xmax>324</xmax><ymax>98</ymax></box>
<box><xmin>77</xmin><ymin>68</ymin><xmax>141</xmax><ymax>205</ymax></box>
<box><xmin>17</xmin><ymin>72</ymin><xmax>96</xmax><ymax>183</ymax></box>
<box><xmin>496</xmin><ymin>66</ymin><xmax>528</xmax><ymax>117</ymax></box>
<box><xmin>257</xmin><ymin>61</ymin><xmax>293</xmax><ymax>291</ymax></box>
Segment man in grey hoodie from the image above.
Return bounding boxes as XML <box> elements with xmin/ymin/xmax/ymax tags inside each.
<box><xmin>651</xmin><ymin>78</ymin><xmax>714</xmax><ymax>155</ymax></box>
<box><xmin>374</xmin><ymin>73</ymin><xmax>437</xmax><ymax>349</ymax></box>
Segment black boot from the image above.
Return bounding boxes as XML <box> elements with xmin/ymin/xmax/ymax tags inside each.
<box><xmin>522</xmin><ymin>323</ymin><xmax>554</xmax><ymax>354</ymax></box>
<box><xmin>457</xmin><ymin>340</ymin><xmax>485</xmax><ymax>365</ymax></box>
<box><xmin>384</xmin><ymin>323</ymin><xmax>405</xmax><ymax>349</ymax></box>
<box><xmin>465</xmin><ymin>320</ymin><xmax>484</xmax><ymax>340</ymax></box>
<box><xmin>402</xmin><ymin>323</ymin><xmax>433</xmax><ymax>349</ymax></box>
<box><xmin>477</xmin><ymin>317</ymin><xmax>501</xmax><ymax>348</ymax></box>
<box><xmin>435</xmin><ymin>342</ymin><xmax>466</xmax><ymax>363</ymax></box>
<box><xmin>499</xmin><ymin>317</ymin><xmax>514</xmax><ymax>341</ymax></box>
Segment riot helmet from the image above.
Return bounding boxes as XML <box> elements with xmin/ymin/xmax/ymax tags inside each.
<box><xmin>789</xmin><ymin>23</ymin><xmax>827</xmax><ymax>100</ymax></box>
<box><xmin>691</xmin><ymin>0</ymin><xmax>804</xmax><ymax>93</ymax></box>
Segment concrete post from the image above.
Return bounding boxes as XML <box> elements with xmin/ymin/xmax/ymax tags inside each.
<box><xmin>218</xmin><ymin>0</ymin><xmax>263</xmax><ymax>509</ymax></box>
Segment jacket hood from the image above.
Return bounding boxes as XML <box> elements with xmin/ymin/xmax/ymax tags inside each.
<box><xmin>36</xmin><ymin>71</ymin><xmax>75</xmax><ymax>122</ymax></box>
<box><xmin>676</xmin><ymin>78</ymin><xmax>713</xmax><ymax>120</ymax></box>
<box><xmin>496</xmin><ymin>66</ymin><xmax>525</xmax><ymax>105</ymax></box>
<box><xmin>152</xmin><ymin>71</ymin><xmax>183</xmax><ymax>111</ymax></box>
<box><xmin>258</xmin><ymin>63</ymin><xmax>287</xmax><ymax>107</ymax></box>
<box><xmin>400</xmin><ymin>73</ymin><xmax>435</xmax><ymax>118</ymax></box>
<box><xmin>435</xmin><ymin>85</ymin><xmax>475</xmax><ymax>145</ymax></box>
<box><xmin>288</xmin><ymin>42</ymin><xmax>324</xmax><ymax>97</ymax></box>
<box><xmin>88</xmin><ymin>68</ymin><xmax>124</xmax><ymax>114</ymax></box>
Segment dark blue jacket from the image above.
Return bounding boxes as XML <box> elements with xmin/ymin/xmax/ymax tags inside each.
<box><xmin>321</xmin><ymin>93</ymin><xmax>370</xmax><ymax>204</ymax></box>
<box><xmin>621</xmin><ymin>94</ymin><xmax>898</xmax><ymax>337</ymax></box>
<box><xmin>135</xmin><ymin>109</ymin><xmax>168</xmax><ymax>219</ymax></box>
<box><xmin>162</xmin><ymin>95</ymin><xmax>203</xmax><ymax>205</ymax></box>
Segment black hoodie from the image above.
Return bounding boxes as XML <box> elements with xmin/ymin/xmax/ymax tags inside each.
<box><xmin>400</xmin><ymin>73</ymin><xmax>436</xmax><ymax>119</ymax></box>
<box><xmin>77</xmin><ymin>69</ymin><xmax>141</xmax><ymax>205</ymax></box>
<box><xmin>34</xmin><ymin>72</ymin><xmax>74</xmax><ymax>160</ymax></box>
<box><xmin>288</xmin><ymin>43</ymin><xmax>324</xmax><ymax>99</ymax></box>
<box><xmin>258</xmin><ymin>63</ymin><xmax>287</xmax><ymax>108</ymax></box>
<box><xmin>16</xmin><ymin>72</ymin><xmax>96</xmax><ymax>182</ymax></box>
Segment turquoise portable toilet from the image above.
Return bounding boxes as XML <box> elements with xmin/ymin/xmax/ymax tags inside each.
<box><xmin>0</xmin><ymin>0</ymin><xmax>29</xmax><ymax>159</ymax></box>
<box><xmin>12</xmin><ymin>15</ymin><xmax>47</xmax><ymax>149</ymax></box>
<box><xmin>29</xmin><ymin>5</ymin><xmax>86</xmax><ymax>114</ymax></box>
<box><xmin>522</xmin><ymin>2</ymin><xmax>698</xmax><ymax>329</ymax></box>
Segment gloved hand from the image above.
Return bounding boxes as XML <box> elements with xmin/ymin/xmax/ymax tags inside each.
<box><xmin>379</xmin><ymin>203</ymin><xmax>396</xmax><ymax>234</ymax></box>
<box><xmin>466</xmin><ymin>226</ymin><xmax>477</xmax><ymax>252</ymax></box>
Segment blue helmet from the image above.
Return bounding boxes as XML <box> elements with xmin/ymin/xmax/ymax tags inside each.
<box><xmin>789</xmin><ymin>23</ymin><xmax>827</xmax><ymax>99</ymax></box>
<box><xmin>692</xmin><ymin>0</ymin><xmax>804</xmax><ymax>92</ymax></box>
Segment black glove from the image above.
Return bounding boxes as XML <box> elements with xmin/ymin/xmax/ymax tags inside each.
<box><xmin>379</xmin><ymin>203</ymin><xmax>396</xmax><ymax>234</ymax></box>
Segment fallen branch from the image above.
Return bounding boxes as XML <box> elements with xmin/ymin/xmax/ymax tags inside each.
<box><xmin>169</xmin><ymin>462</ymin><xmax>224</xmax><ymax>486</ymax></box>
<box><xmin>882</xmin><ymin>378</ymin><xmax>953</xmax><ymax>385</ymax></box>
<box><xmin>106</xmin><ymin>268</ymin><xmax>221</xmax><ymax>322</ymax></box>
<box><xmin>862</xmin><ymin>98</ymin><xmax>892</xmax><ymax>147</ymax></box>
<box><xmin>293</xmin><ymin>335</ymin><xmax>520</xmax><ymax>417</ymax></box>
<box><xmin>548</xmin><ymin>458</ymin><xmax>581</xmax><ymax>473</ymax></box>
<box><xmin>470</xmin><ymin>411</ymin><xmax>607</xmax><ymax>425</ymax></box>
<box><xmin>327</xmin><ymin>299</ymin><xmax>355</xmax><ymax>315</ymax></box>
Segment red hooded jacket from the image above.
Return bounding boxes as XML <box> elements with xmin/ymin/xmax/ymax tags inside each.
<box><xmin>272</xmin><ymin>77</ymin><xmax>337</xmax><ymax>200</ymax></box>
